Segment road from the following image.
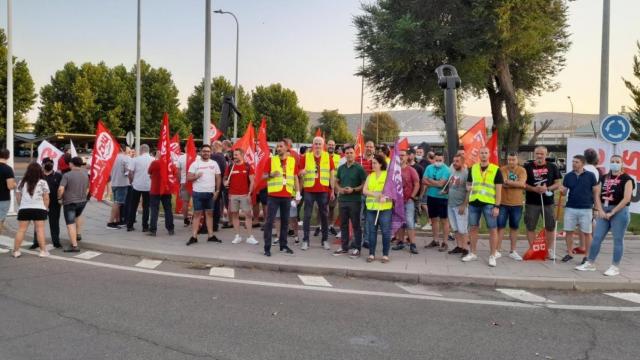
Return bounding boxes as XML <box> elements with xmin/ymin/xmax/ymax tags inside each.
<box><xmin>0</xmin><ymin>249</ymin><xmax>639</xmax><ymax>360</ymax></box>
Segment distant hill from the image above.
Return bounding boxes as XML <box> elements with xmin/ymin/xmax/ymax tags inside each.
<box><xmin>306</xmin><ymin>110</ymin><xmax>599</xmax><ymax>134</ymax></box>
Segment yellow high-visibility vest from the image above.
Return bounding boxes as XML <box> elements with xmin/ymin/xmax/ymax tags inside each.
<box><xmin>365</xmin><ymin>171</ymin><xmax>392</xmax><ymax>211</ymax></box>
<box><xmin>303</xmin><ymin>151</ymin><xmax>330</xmax><ymax>188</ymax></box>
<box><xmin>267</xmin><ymin>156</ymin><xmax>296</xmax><ymax>196</ymax></box>
<box><xmin>469</xmin><ymin>163</ymin><xmax>499</xmax><ymax>204</ymax></box>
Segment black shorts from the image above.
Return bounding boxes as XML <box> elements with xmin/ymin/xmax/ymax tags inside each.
<box><xmin>17</xmin><ymin>208</ymin><xmax>48</xmax><ymax>221</ymax></box>
<box><xmin>63</xmin><ymin>202</ymin><xmax>87</xmax><ymax>225</ymax></box>
<box><xmin>258</xmin><ymin>188</ymin><xmax>268</xmax><ymax>205</ymax></box>
<box><xmin>426</xmin><ymin>196</ymin><xmax>448</xmax><ymax>219</ymax></box>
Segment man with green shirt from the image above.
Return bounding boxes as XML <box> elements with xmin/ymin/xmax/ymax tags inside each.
<box><xmin>334</xmin><ymin>145</ymin><xmax>367</xmax><ymax>258</ymax></box>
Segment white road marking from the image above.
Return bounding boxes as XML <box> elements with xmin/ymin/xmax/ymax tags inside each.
<box><xmin>496</xmin><ymin>289</ymin><xmax>555</xmax><ymax>303</ymax></box>
<box><xmin>605</xmin><ymin>292</ymin><xmax>640</xmax><ymax>304</ymax></box>
<box><xmin>135</xmin><ymin>259</ymin><xmax>163</xmax><ymax>269</ymax></box>
<box><xmin>0</xmin><ymin>235</ymin><xmax>13</xmax><ymax>248</ymax></box>
<box><xmin>298</xmin><ymin>275</ymin><xmax>332</xmax><ymax>287</ymax></box>
<box><xmin>74</xmin><ymin>251</ymin><xmax>102</xmax><ymax>260</ymax></box>
<box><xmin>396</xmin><ymin>283</ymin><xmax>443</xmax><ymax>297</ymax></box>
<box><xmin>209</xmin><ymin>267</ymin><xmax>235</xmax><ymax>278</ymax></box>
<box><xmin>0</xmin><ymin>248</ymin><xmax>8</xmax><ymax>254</ymax></box>
<box><xmin>13</xmin><ymin>249</ymin><xmax>640</xmax><ymax>312</ymax></box>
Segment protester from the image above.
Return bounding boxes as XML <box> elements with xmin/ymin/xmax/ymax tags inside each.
<box><xmin>177</xmin><ymin>151</ymin><xmax>195</xmax><ymax>226</ymax></box>
<box><xmin>0</xmin><ymin>149</ymin><xmax>16</xmax><ymax>236</ymax></box>
<box><xmin>497</xmin><ymin>152</ymin><xmax>527</xmax><ymax>261</ymax></box>
<box><xmin>30</xmin><ymin>158</ymin><xmax>62</xmax><ymax>249</ymax></box>
<box><xmin>211</xmin><ymin>141</ymin><xmax>227</xmax><ymax>232</ymax></box>
<box><xmin>392</xmin><ymin>150</ymin><xmax>420</xmax><ymax>254</ymax></box>
<box><xmin>59</xmin><ymin>157</ymin><xmax>89</xmax><ymax>252</ymax></box>
<box><xmin>186</xmin><ymin>144</ymin><xmax>222</xmax><ymax>245</ymax></box>
<box><xmin>362</xmin><ymin>154</ymin><xmax>393</xmax><ymax>263</ymax></box>
<box><xmin>334</xmin><ymin>145</ymin><xmax>367</xmax><ymax>257</ymax></box>
<box><xmin>524</xmin><ymin>146</ymin><xmax>561</xmax><ymax>260</ymax></box>
<box><xmin>423</xmin><ymin>152</ymin><xmax>451</xmax><ymax>251</ymax></box>
<box><xmin>224</xmin><ymin>148</ymin><xmax>258</xmax><ymax>245</ymax></box>
<box><xmin>327</xmin><ymin>139</ymin><xmax>340</xmax><ymax>236</ymax></box>
<box><xmin>415</xmin><ymin>147</ymin><xmax>429</xmax><ymax>170</ymax></box>
<box><xmin>561</xmin><ymin>155</ymin><xmax>598</xmax><ymax>264</ymax></box>
<box><xmin>446</xmin><ymin>154</ymin><xmax>470</xmax><ymax>257</ymax></box>
<box><xmin>147</xmin><ymin>151</ymin><xmax>176</xmax><ymax>236</ymax></box>
<box><xmin>463</xmin><ymin>147</ymin><xmax>503</xmax><ymax>267</ymax></box>
<box><xmin>357</xmin><ymin>140</ymin><xmax>375</xmax><ymax>249</ymax></box>
<box><xmin>13</xmin><ymin>163</ymin><xmax>50</xmax><ymax>258</ymax></box>
<box><xmin>57</xmin><ymin>144</ymin><xmax>72</xmax><ymax>174</ymax></box>
<box><xmin>126</xmin><ymin>144</ymin><xmax>153</xmax><ymax>232</ymax></box>
<box><xmin>263</xmin><ymin>140</ymin><xmax>299</xmax><ymax>256</ymax></box>
<box><xmin>107</xmin><ymin>146</ymin><xmax>130</xmax><ymax>229</ymax></box>
<box><xmin>576</xmin><ymin>155</ymin><xmax>633</xmax><ymax>276</ymax></box>
<box><xmin>299</xmin><ymin>136</ymin><xmax>335</xmax><ymax>250</ymax></box>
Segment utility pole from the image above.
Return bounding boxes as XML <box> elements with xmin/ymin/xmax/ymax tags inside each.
<box><xmin>203</xmin><ymin>0</ymin><xmax>212</xmax><ymax>145</ymax></box>
<box><xmin>598</xmin><ymin>0</ymin><xmax>610</xmax><ymax>135</ymax></box>
<box><xmin>135</xmin><ymin>0</ymin><xmax>141</xmax><ymax>153</ymax></box>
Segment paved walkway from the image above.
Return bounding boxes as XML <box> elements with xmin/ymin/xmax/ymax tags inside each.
<box><xmin>3</xmin><ymin>201</ymin><xmax>640</xmax><ymax>290</ymax></box>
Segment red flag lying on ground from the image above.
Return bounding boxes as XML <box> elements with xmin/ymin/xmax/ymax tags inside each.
<box><xmin>89</xmin><ymin>120</ymin><xmax>120</xmax><ymax>201</ymax></box>
<box><xmin>253</xmin><ymin>117</ymin><xmax>270</xmax><ymax>198</ymax></box>
<box><xmin>523</xmin><ymin>229</ymin><xmax>549</xmax><ymax>261</ymax></box>
<box><xmin>209</xmin><ymin>122</ymin><xmax>223</xmax><ymax>143</ymax></box>
<box><xmin>185</xmin><ymin>134</ymin><xmax>197</xmax><ymax>194</ymax></box>
<box><xmin>487</xmin><ymin>128</ymin><xmax>499</xmax><ymax>165</ymax></box>
<box><xmin>460</xmin><ymin>117</ymin><xmax>487</xmax><ymax>167</ymax></box>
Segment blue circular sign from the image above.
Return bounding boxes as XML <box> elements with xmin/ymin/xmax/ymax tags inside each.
<box><xmin>600</xmin><ymin>115</ymin><xmax>631</xmax><ymax>144</ymax></box>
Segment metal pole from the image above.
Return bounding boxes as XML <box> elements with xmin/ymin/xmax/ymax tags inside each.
<box><xmin>360</xmin><ymin>56</ymin><xmax>365</xmax><ymax>132</ymax></box>
<box><xmin>232</xmin><ymin>12</ymin><xmax>239</xmax><ymax>140</ymax></box>
<box><xmin>135</xmin><ymin>0</ymin><xmax>141</xmax><ymax>154</ymax></box>
<box><xmin>567</xmin><ymin>96</ymin><xmax>574</xmax><ymax>134</ymax></box>
<box><xmin>203</xmin><ymin>0</ymin><xmax>212</xmax><ymax>145</ymax></box>
<box><xmin>598</xmin><ymin>0</ymin><xmax>610</xmax><ymax>135</ymax></box>
<box><xmin>6</xmin><ymin>0</ymin><xmax>15</xmax><ymax>214</ymax></box>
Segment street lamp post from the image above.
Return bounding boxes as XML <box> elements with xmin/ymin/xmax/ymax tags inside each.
<box><xmin>135</xmin><ymin>0</ymin><xmax>141</xmax><ymax>154</ymax></box>
<box><xmin>598</xmin><ymin>0</ymin><xmax>610</xmax><ymax>134</ymax></box>
<box><xmin>214</xmin><ymin>9</ymin><xmax>239</xmax><ymax>140</ymax></box>
<box><xmin>6</xmin><ymin>0</ymin><xmax>15</xmax><ymax>214</ymax></box>
<box><xmin>567</xmin><ymin>96</ymin><xmax>574</xmax><ymax>133</ymax></box>
<box><xmin>203</xmin><ymin>0</ymin><xmax>212</xmax><ymax>145</ymax></box>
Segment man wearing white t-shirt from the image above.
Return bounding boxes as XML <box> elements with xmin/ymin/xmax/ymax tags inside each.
<box><xmin>177</xmin><ymin>153</ymin><xmax>199</xmax><ymax>226</ymax></box>
<box><xmin>126</xmin><ymin>144</ymin><xmax>153</xmax><ymax>232</ymax></box>
<box><xmin>186</xmin><ymin>144</ymin><xmax>222</xmax><ymax>246</ymax></box>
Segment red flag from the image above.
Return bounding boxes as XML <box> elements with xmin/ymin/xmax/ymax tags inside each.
<box><xmin>487</xmin><ymin>128</ymin><xmax>499</xmax><ymax>165</ymax></box>
<box><xmin>185</xmin><ymin>134</ymin><xmax>197</xmax><ymax>194</ymax></box>
<box><xmin>157</xmin><ymin>113</ymin><xmax>178</xmax><ymax>194</ymax></box>
<box><xmin>209</xmin><ymin>122</ymin><xmax>223</xmax><ymax>142</ymax></box>
<box><xmin>232</xmin><ymin>122</ymin><xmax>256</xmax><ymax>164</ymax></box>
<box><xmin>89</xmin><ymin>120</ymin><xmax>120</xmax><ymax>201</ymax></box>
<box><xmin>170</xmin><ymin>134</ymin><xmax>181</xmax><ymax>157</ymax></box>
<box><xmin>354</xmin><ymin>127</ymin><xmax>364</xmax><ymax>158</ymax></box>
<box><xmin>315</xmin><ymin>128</ymin><xmax>322</xmax><ymax>138</ymax></box>
<box><xmin>459</xmin><ymin>117</ymin><xmax>487</xmax><ymax>167</ymax></box>
<box><xmin>254</xmin><ymin>117</ymin><xmax>270</xmax><ymax>197</ymax></box>
<box><xmin>169</xmin><ymin>133</ymin><xmax>182</xmax><ymax>213</ymax></box>
<box><xmin>398</xmin><ymin>137</ymin><xmax>409</xmax><ymax>151</ymax></box>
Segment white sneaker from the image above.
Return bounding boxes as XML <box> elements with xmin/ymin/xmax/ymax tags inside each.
<box><xmin>12</xmin><ymin>250</ymin><xmax>21</xmax><ymax>258</ymax></box>
<box><xmin>246</xmin><ymin>235</ymin><xmax>258</xmax><ymax>245</ymax></box>
<box><xmin>298</xmin><ymin>221</ymin><xmax>303</xmax><ymax>226</ymax></box>
<box><xmin>547</xmin><ymin>249</ymin><xmax>557</xmax><ymax>261</ymax></box>
<box><xmin>301</xmin><ymin>242</ymin><xmax>309</xmax><ymax>251</ymax></box>
<box><xmin>488</xmin><ymin>255</ymin><xmax>497</xmax><ymax>267</ymax></box>
<box><xmin>509</xmin><ymin>251</ymin><xmax>523</xmax><ymax>261</ymax></box>
<box><xmin>323</xmin><ymin>241</ymin><xmax>331</xmax><ymax>250</ymax></box>
<box><xmin>494</xmin><ymin>251</ymin><xmax>502</xmax><ymax>259</ymax></box>
<box><xmin>604</xmin><ymin>265</ymin><xmax>620</xmax><ymax>276</ymax></box>
<box><xmin>349</xmin><ymin>248</ymin><xmax>360</xmax><ymax>258</ymax></box>
<box><xmin>421</xmin><ymin>223</ymin><xmax>432</xmax><ymax>231</ymax></box>
<box><xmin>232</xmin><ymin>234</ymin><xmax>243</xmax><ymax>244</ymax></box>
<box><xmin>461</xmin><ymin>253</ymin><xmax>478</xmax><ymax>262</ymax></box>
<box><xmin>575</xmin><ymin>261</ymin><xmax>596</xmax><ymax>271</ymax></box>
<box><xmin>39</xmin><ymin>250</ymin><xmax>50</xmax><ymax>258</ymax></box>
<box><xmin>336</xmin><ymin>231</ymin><xmax>342</xmax><ymax>238</ymax></box>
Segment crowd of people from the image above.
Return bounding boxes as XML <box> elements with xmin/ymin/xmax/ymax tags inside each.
<box><xmin>0</xmin><ymin>137</ymin><xmax>633</xmax><ymax>277</ymax></box>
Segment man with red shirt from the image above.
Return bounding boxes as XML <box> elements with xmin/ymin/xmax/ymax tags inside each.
<box><xmin>263</xmin><ymin>140</ymin><xmax>299</xmax><ymax>257</ymax></box>
<box><xmin>299</xmin><ymin>136</ymin><xmax>335</xmax><ymax>250</ymax></box>
<box><xmin>392</xmin><ymin>150</ymin><xmax>421</xmax><ymax>254</ymax></box>
<box><xmin>147</xmin><ymin>151</ymin><xmax>177</xmax><ymax>236</ymax></box>
<box><xmin>356</xmin><ymin>141</ymin><xmax>375</xmax><ymax>175</ymax></box>
<box><xmin>224</xmin><ymin>149</ymin><xmax>257</xmax><ymax>245</ymax></box>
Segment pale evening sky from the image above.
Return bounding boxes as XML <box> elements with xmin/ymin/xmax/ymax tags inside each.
<box><xmin>1</xmin><ymin>0</ymin><xmax>639</xmax><ymax>123</ymax></box>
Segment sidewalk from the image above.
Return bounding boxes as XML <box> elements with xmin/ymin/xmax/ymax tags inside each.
<box><xmin>4</xmin><ymin>201</ymin><xmax>640</xmax><ymax>291</ymax></box>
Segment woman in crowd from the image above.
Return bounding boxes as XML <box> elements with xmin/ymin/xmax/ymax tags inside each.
<box><xmin>362</xmin><ymin>154</ymin><xmax>392</xmax><ymax>263</ymax></box>
<box><xmin>576</xmin><ymin>155</ymin><xmax>633</xmax><ymax>276</ymax></box>
<box><xmin>13</xmin><ymin>162</ymin><xmax>50</xmax><ymax>258</ymax></box>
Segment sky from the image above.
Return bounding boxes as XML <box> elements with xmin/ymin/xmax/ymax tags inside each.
<box><xmin>1</xmin><ymin>0</ymin><xmax>639</xmax><ymax>123</ymax></box>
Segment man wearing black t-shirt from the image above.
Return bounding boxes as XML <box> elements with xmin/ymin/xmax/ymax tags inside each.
<box><xmin>0</xmin><ymin>149</ymin><xmax>17</xmax><ymax>235</ymax></box>
<box><xmin>524</xmin><ymin>146</ymin><xmax>561</xmax><ymax>260</ymax></box>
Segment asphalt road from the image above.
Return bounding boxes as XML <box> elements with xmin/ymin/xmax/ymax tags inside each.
<box><xmin>1</xmin><ymin>252</ymin><xmax>639</xmax><ymax>360</ymax></box>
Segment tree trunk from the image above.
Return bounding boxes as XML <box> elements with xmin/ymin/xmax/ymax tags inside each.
<box><xmin>486</xmin><ymin>80</ymin><xmax>505</xmax><ymax>132</ymax></box>
<box><xmin>495</xmin><ymin>57</ymin><xmax>523</xmax><ymax>152</ymax></box>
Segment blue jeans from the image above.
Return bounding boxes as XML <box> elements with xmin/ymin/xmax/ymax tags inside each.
<box><xmin>497</xmin><ymin>205</ymin><xmax>522</xmax><ymax>230</ymax></box>
<box><xmin>149</xmin><ymin>194</ymin><xmax>174</xmax><ymax>232</ymax></box>
<box><xmin>468</xmin><ymin>203</ymin><xmax>497</xmax><ymax>229</ymax></box>
<box><xmin>588</xmin><ymin>206</ymin><xmax>630</xmax><ymax>266</ymax></box>
<box><xmin>366</xmin><ymin>209</ymin><xmax>391</xmax><ymax>257</ymax></box>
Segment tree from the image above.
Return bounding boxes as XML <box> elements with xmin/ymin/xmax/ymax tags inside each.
<box><xmin>624</xmin><ymin>41</ymin><xmax>640</xmax><ymax>141</ymax></box>
<box><xmin>36</xmin><ymin>60</ymin><xmax>188</xmax><ymax>138</ymax></box>
<box><xmin>252</xmin><ymin>83</ymin><xmax>308</xmax><ymax>142</ymax></box>
<box><xmin>527</xmin><ymin>118</ymin><xmax>554</xmax><ymax>145</ymax></box>
<box><xmin>314</xmin><ymin>109</ymin><xmax>353</xmax><ymax>144</ymax></box>
<box><xmin>354</xmin><ymin>0</ymin><xmax>570</xmax><ymax>151</ymax></box>
<box><xmin>363</xmin><ymin>112</ymin><xmax>399</xmax><ymax>143</ymax></box>
<box><xmin>185</xmin><ymin>76</ymin><xmax>253</xmax><ymax>139</ymax></box>
<box><xmin>0</xmin><ymin>28</ymin><xmax>36</xmax><ymax>140</ymax></box>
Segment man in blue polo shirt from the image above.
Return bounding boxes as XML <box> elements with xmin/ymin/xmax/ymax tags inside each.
<box><xmin>561</xmin><ymin>154</ymin><xmax>598</xmax><ymax>264</ymax></box>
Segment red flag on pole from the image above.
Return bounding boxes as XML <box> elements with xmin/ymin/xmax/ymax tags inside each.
<box><xmin>169</xmin><ymin>133</ymin><xmax>183</xmax><ymax>213</ymax></box>
<box><xmin>209</xmin><ymin>122</ymin><xmax>223</xmax><ymax>143</ymax></box>
<box><xmin>487</xmin><ymin>128</ymin><xmax>499</xmax><ymax>165</ymax></box>
<box><xmin>459</xmin><ymin>117</ymin><xmax>487</xmax><ymax>167</ymax></box>
<box><xmin>185</xmin><ymin>134</ymin><xmax>197</xmax><ymax>194</ymax></box>
<box><xmin>89</xmin><ymin>120</ymin><xmax>120</xmax><ymax>201</ymax></box>
<box><xmin>232</xmin><ymin>122</ymin><xmax>256</xmax><ymax>164</ymax></box>
<box><xmin>398</xmin><ymin>137</ymin><xmax>410</xmax><ymax>151</ymax></box>
<box><xmin>354</xmin><ymin>127</ymin><xmax>364</xmax><ymax>158</ymax></box>
<box><xmin>253</xmin><ymin>117</ymin><xmax>270</xmax><ymax>198</ymax></box>
<box><xmin>157</xmin><ymin>113</ymin><xmax>178</xmax><ymax>194</ymax></box>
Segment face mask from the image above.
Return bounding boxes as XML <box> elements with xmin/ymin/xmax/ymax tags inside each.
<box><xmin>610</xmin><ymin>163</ymin><xmax>621</xmax><ymax>172</ymax></box>
<box><xmin>434</xmin><ymin>161</ymin><xmax>443</xmax><ymax>168</ymax></box>
<box><xmin>416</xmin><ymin>156</ymin><xmax>423</xmax><ymax>161</ymax></box>
<box><xmin>44</xmin><ymin>163</ymin><xmax>54</xmax><ymax>172</ymax></box>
